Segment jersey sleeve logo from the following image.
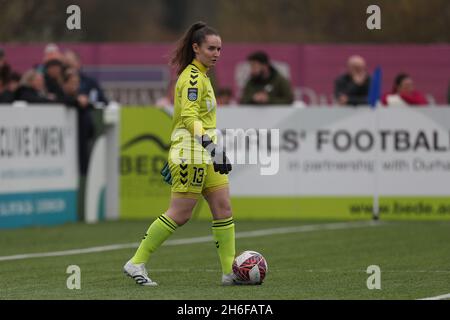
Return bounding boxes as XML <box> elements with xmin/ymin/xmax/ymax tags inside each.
<box><xmin>187</xmin><ymin>88</ymin><xmax>198</xmax><ymax>101</ymax></box>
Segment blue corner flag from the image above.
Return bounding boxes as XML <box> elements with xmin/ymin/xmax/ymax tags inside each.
<box><xmin>368</xmin><ymin>66</ymin><xmax>382</xmax><ymax>108</ymax></box>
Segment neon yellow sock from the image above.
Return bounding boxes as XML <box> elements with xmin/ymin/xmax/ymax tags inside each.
<box><xmin>212</xmin><ymin>217</ymin><xmax>235</xmax><ymax>275</ymax></box>
<box><xmin>131</xmin><ymin>214</ymin><xmax>178</xmax><ymax>264</ymax></box>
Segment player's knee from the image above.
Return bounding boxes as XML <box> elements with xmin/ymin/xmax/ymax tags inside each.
<box><xmin>166</xmin><ymin>208</ymin><xmax>193</xmax><ymax>226</ymax></box>
<box><xmin>215</xmin><ymin>200</ymin><xmax>232</xmax><ymax>219</ymax></box>
<box><xmin>222</xmin><ymin>203</ymin><xmax>232</xmax><ymax>217</ymax></box>
<box><xmin>174</xmin><ymin>216</ymin><xmax>190</xmax><ymax>226</ymax></box>
<box><xmin>173</xmin><ymin>212</ymin><xmax>192</xmax><ymax>226</ymax></box>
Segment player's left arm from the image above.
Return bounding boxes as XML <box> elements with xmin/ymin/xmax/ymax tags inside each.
<box><xmin>180</xmin><ymin>78</ymin><xmax>231</xmax><ymax>174</ymax></box>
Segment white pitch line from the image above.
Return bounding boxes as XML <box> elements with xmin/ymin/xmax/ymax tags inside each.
<box><xmin>418</xmin><ymin>293</ymin><xmax>450</xmax><ymax>300</ymax></box>
<box><xmin>0</xmin><ymin>220</ymin><xmax>381</xmax><ymax>262</ymax></box>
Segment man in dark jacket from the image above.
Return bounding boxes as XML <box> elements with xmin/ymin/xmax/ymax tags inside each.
<box><xmin>240</xmin><ymin>51</ymin><xmax>293</xmax><ymax>105</ymax></box>
<box><xmin>0</xmin><ymin>48</ymin><xmax>11</xmax><ymax>86</ymax></box>
<box><xmin>0</xmin><ymin>72</ymin><xmax>21</xmax><ymax>103</ymax></box>
<box><xmin>64</xmin><ymin>50</ymin><xmax>108</xmax><ymax>106</ymax></box>
<box><xmin>44</xmin><ymin>59</ymin><xmax>66</xmax><ymax>102</ymax></box>
<box><xmin>62</xmin><ymin>69</ymin><xmax>95</xmax><ymax>176</ymax></box>
<box><xmin>334</xmin><ymin>55</ymin><xmax>371</xmax><ymax>106</ymax></box>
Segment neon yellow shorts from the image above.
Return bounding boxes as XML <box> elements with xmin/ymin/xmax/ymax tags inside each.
<box><xmin>168</xmin><ymin>147</ymin><xmax>229</xmax><ymax>199</ymax></box>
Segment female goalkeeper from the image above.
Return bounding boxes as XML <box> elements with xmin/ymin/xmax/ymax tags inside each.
<box><xmin>124</xmin><ymin>21</ymin><xmax>239</xmax><ymax>286</ymax></box>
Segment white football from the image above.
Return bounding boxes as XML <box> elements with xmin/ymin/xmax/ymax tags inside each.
<box><xmin>232</xmin><ymin>250</ymin><xmax>268</xmax><ymax>284</ymax></box>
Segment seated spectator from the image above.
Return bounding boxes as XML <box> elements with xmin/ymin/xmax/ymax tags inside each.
<box><xmin>0</xmin><ymin>78</ymin><xmax>7</xmax><ymax>103</ymax></box>
<box><xmin>0</xmin><ymin>48</ymin><xmax>12</xmax><ymax>87</ymax></box>
<box><xmin>216</xmin><ymin>87</ymin><xmax>234</xmax><ymax>106</ymax></box>
<box><xmin>15</xmin><ymin>69</ymin><xmax>56</xmax><ymax>103</ymax></box>
<box><xmin>334</xmin><ymin>55</ymin><xmax>371</xmax><ymax>106</ymax></box>
<box><xmin>8</xmin><ymin>72</ymin><xmax>21</xmax><ymax>93</ymax></box>
<box><xmin>447</xmin><ymin>81</ymin><xmax>450</xmax><ymax>104</ymax></box>
<box><xmin>43</xmin><ymin>43</ymin><xmax>64</xmax><ymax>64</ymax></box>
<box><xmin>0</xmin><ymin>72</ymin><xmax>21</xmax><ymax>103</ymax></box>
<box><xmin>155</xmin><ymin>78</ymin><xmax>175</xmax><ymax>109</ymax></box>
<box><xmin>44</xmin><ymin>59</ymin><xmax>66</xmax><ymax>101</ymax></box>
<box><xmin>64</xmin><ymin>50</ymin><xmax>109</xmax><ymax>106</ymax></box>
<box><xmin>381</xmin><ymin>73</ymin><xmax>427</xmax><ymax>106</ymax></box>
<box><xmin>240</xmin><ymin>51</ymin><xmax>293</xmax><ymax>105</ymax></box>
<box><xmin>62</xmin><ymin>69</ymin><xmax>95</xmax><ymax>175</ymax></box>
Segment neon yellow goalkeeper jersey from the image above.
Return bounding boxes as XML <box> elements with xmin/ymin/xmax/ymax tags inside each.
<box><xmin>171</xmin><ymin>59</ymin><xmax>217</xmax><ymax>143</ymax></box>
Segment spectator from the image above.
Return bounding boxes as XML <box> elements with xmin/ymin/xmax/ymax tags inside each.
<box><xmin>0</xmin><ymin>71</ymin><xmax>21</xmax><ymax>103</ymax></box>
<box><xmin>447</xmin><ymin>81</ymin><xmax>450</xmax><ymax>104</ymax></box>
<box><xmin>216</xmin><ymin>87</ymin><xmax>234</xmax><ymax>106</ymax></box>
<box><xmin>155</xmin><ymin>78</ymin><xmax>175</xmax><ymax>109</ymax></box>
<box><xmin>62</xmin><ymin>69</ymin><xmax>95</xmax><ymax>175</ymax></box>
<box><xmin>44</xmin><ymin>59</ymin><xmax>65</xmax><ymax>101</ymax></box>
<box><xmin>15</xmin><ymin>69</ymin><xmax>55</xmax><ymax>103</ymax></box>
<box><xmin>0</xmin><ymin>78</ymin><xmax>7</xmax><ymax>103</ymax></box>
<box><xmin>8</xmin><ymin>72</ymin><xmax>21</xmax><ymax>92</ymax></box>
<box><xmin>240</xmin><ymin>51</ymin><xmax>293</xmax><ymax>105</ymax></box>
<box><xmin>334</xmin><ymin>55</ymin><xmax>371</xmax><ymax>106</ymax></box>
<box><xmin>0</xmin><ymin>48</ymin><xmax>12</xmax><ymax>87</ymax></box>
<box><xmin>43</xmin><ymin>43</ymin><xmax>64</xmax><ymax>64</ymax></box>
<box><xmin>381</xmin><ymin>73</ymin><xmax>427</xmax><ymax>106</ymax></box>
<box><xmin>64</xmin><ymin>50</ymin><xmax>109</xmax><ymax>106</ymax></box>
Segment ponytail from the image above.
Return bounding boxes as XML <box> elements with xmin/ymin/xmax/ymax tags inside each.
<box><xmin>170</xmin><ymin>21</ymin><xmax>219</xmax><ymax>75</ymax></box>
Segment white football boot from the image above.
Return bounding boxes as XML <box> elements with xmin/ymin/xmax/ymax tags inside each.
<box><xmin>221</xmin><ymin>272</ymin><xmax>247</xmax><ymax>286</ymax></box>
<box><xmin>123</xmin><ymin>260</ymin><xmax>158</xmax><ymax>286</ymax></box>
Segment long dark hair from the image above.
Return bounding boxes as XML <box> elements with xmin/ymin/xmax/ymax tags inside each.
<box><xmin>170</xmin><ymin>21</ymin><xmax>219</xmax><ymax>75</ymax></box>
<box><xmin>393</xmin><ymin>73</ymin><xmax>409</xmax><ymax>93</ymax></box>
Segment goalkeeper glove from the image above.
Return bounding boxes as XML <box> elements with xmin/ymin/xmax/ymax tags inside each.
<box><xmin>160</xmin><ymin>161</ymin><xmax>172</xmax><ymax>185</ymax></box>
<box><xmin>198</xmin><ymin>134</ymin><xmax>232</xmax><ymax>175</ymax></box>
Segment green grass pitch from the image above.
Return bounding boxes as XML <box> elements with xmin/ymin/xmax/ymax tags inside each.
<box><xmin>0</xmin><ymin>219</ymin><xmax>449</xmax><ymax>300</ymax></box>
